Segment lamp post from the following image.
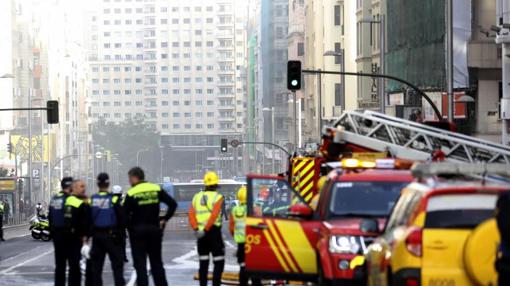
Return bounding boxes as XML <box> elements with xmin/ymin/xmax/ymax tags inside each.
<box><xmin>136</xmin><ymin>148</ymin><xmax>149</xmax><ymax>166</ymax></box>
<box><xmin>360</xmin><ymin>15</ymin><xmax>386</xmax><ymax>113</ymax></box>
<box><xmin>263</xmin><ymin>107</ymin><xmax>275</xmax><ymax>174</ymax></box>
<box><xmin>159</xmin><ymin>146</ymin><xmax>164</xmax><ymax>183</ymax></box>
<box><xmin>324</xmin><ymin>50</ymin><xmax>345</xmax><ymax>116</ymax></box>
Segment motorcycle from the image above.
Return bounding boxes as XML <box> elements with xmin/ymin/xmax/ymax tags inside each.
<box><xmin>29</xmin><ymin>214</ymin><xmax>51</xmax><ymax>241</ymax></box>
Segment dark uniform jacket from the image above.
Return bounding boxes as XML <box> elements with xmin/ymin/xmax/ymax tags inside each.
<box><xmin>123</xmin><ymin>182</ymin><xmax>177</xmax><ymax>231</ymax></box>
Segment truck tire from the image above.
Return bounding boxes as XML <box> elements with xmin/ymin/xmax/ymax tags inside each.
<box><xmin>463</xmin><ymin>218</ymin><xmax>499</xmax><ymax>286</ymax></box>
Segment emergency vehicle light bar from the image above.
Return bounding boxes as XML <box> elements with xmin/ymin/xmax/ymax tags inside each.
<box><xmin>411</xmin><ymin>163</ymin><xmax>510</xmax><ymax>178</ymax></box>
<box><xmin>325</xmin><ymin>158</ymin><xmax>396</xmax><ymax>169</ymax></box>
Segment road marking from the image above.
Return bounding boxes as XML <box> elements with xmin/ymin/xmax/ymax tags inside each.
<box><xmin>169</xmin><ymin>249</ymin><xmax>239</xmax><ymax>271</ymax></box>
<box><xmin>0</xmin><ymin>245</ymin><xmax>48</xmax><ymax>264</ymax></box>
<box><xmin>224</xmin><ymin>240</ymin><xmax>235</xmax><ymax>249</ymax></box>
<box><xmin>0</xmin><ymin>249</ymin><xmax>53</xmax><ymax>274</ymax></box>
<box><xmin>126</xmin><ymin>270</ymin><xmax>137</xmax><ymax>286</ymax></box>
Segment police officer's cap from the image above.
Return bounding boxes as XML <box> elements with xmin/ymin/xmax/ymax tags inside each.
<box><xmin>97</xmin><ymin>173</ymin><xmax>110</xmax><ymax>184</ymax></box>
<box><xmin>61</xmin><ymin>177</ymin><xmax>74</xmax><ymax>189</ymax></box>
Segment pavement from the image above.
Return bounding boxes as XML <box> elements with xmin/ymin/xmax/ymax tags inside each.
<box><xmin>0</xmin><ymin>220</ymin><xmax>240</xmax><ymax>286</ymax></box>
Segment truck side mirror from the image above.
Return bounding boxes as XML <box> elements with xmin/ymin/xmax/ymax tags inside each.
<box><xmin>288</xmin><ymin>203</ymin><xmax>313</xmax><ymax>218</ymax></box>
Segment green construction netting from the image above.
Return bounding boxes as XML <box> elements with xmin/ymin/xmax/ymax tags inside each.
<box><xmin>387</xmin><ymin>0</ymin><xmax>446</xmax><ymax>92</ymax></box>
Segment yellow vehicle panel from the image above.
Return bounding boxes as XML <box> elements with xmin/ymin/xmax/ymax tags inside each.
<box><xmin>421</xmin><ymin>229</ymin><xmax>472</xmax><ymax>286</ymax></box>
<box><xmin>390</xmin><ymin>227</ymin><xmax>421</xmax><ymax>273</ymax></box>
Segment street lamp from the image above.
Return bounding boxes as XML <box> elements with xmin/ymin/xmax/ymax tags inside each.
<box><xmin>360</xmin><ymin>15</ymin><xmax>386</xmax><ymax>113</ymax></box>
<box><xmin>263</xmin><ymin>107</ymin><xmax>275</xmax><ymax>174</ymax></box>
<box><xmin>159</xmin><ymin>146</ymin><xmax>164</xmax><ymax>183</ymax></box>
<box><xmin>323</xmin><ymin>50</ymin><xmax>345</xmax><ymax>117</ymax></box>
<box><xmin>0</xmin><ymin>74</ymin><xmax>14</xmax><ymax>79</ymax></box>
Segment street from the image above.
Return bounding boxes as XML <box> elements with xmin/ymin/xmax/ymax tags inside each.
<box><xmin>0</xmin><ymin>220</ymin><xmax>240</xmax><ymax>286</ymax></box>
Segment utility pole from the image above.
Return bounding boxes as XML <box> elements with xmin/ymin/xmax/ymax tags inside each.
<box><xmin>446</xmin><ymin>0</ymin><xmax>454</xmax><ymax>120</ymax></box>
<box><xmin>379</xmin><ymin>15</ymin><xmax>386</xmax><ymax>114</ymax></box>
<box><xmin>28</xmin><ymin>90</ymin><xmax>33</xmax><ymax>207</ymax></box>
<box><xmin>496</xmin><ymin>0</ymin><xmax>510</xmax><ymax>145</ymax></box>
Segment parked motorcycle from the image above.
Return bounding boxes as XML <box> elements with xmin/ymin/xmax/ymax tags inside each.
<box><xmin>29</xmin><ymin>214</ymin><xmax>51</xmax><ymax>241</ymax></box>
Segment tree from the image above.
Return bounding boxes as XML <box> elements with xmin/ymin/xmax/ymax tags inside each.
<box><xmin>92</xmin><ymin>118</ymin><xmax>162</xmax><ymax>181</ymax></box>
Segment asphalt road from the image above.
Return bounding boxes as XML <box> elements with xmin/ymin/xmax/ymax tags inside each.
<box><xmin>0</xmin><ymin>220</ymin><xmax>240</xmax><ymax>286</ymax></box>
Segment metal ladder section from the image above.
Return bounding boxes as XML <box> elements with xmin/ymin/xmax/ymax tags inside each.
<box><xmin>332</xmin><ymin>110</ymin><xmax>510</xmax><ymax>165</ymax></box>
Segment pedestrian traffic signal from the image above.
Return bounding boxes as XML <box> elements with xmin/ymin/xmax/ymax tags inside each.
<box><xmin>220</xmin><ymin>138</ymin><xmax>228</xmax><ymax>153</ymax></box>
<box><xmin>287</xmin><ymin>60</ymin><xmax>302</xmax><ymax>91</ymax></box>
<box><xmin>7</xmin><ymin>143</ymin><xmax>12</xmax><ymax>154</ymax></box>
<box><xmin>46</xmin><ymin>100</ymin><xmax>59</xmax><ymax>124</ymax></box>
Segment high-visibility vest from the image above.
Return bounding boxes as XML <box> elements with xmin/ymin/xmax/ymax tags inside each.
<box><xmin>192</xmin><ymin>191</ymin><xmax>222</xmax><ymax>231</ymax></box>
<box><xmin>231</xmin><ymin>204</ymin><xmax>246</xmax><ymax>243</ymax></box>
<box><xmin>0</xmin><ymin>202</ymin><xmax>4</xmax><ymax>214</ymax></box>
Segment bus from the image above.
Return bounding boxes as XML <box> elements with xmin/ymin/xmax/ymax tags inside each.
<box><xmin>161</xmin><ymin>180</ymin><xmax>246</xmax><ymax>214</ymax></box>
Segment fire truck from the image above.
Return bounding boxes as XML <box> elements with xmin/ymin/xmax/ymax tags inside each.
<box><xmin>243</xmin><ymin>111</ymin><xmax>510</xmax><ymax>285</ymax></box>
<box><xmin>289</xmin><ymin>110</ymin><xmax>510</xmax><ymax>206</ymax></box>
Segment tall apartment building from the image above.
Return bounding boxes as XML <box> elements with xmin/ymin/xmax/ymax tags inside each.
<box><xmin>355</xmin><ymin>0</ymin><xmax>385</xmax><ymax>110</ymax></box>
<box><xmin>260</xmin><ymin>0</ymin><xmax>290</xmax><ymax>152</ymax></box>
<box><xmin>304</xmin><ymin>0</ymin><xmax>357</xmax><ymax>136</ymax></box>
<box><xmin>85</xmin><ymin>0</ymin><xmax>248</xmax><ymax>179</ymax></box>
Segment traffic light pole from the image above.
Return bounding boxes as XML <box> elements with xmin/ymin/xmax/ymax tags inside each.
<box><xmin>301</xmin><ymin>69</ymin><xmax>443</xmax><ymax>121</ymax></box>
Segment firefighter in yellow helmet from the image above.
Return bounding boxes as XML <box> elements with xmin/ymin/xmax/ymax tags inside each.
<box><xmin>310</xmin><ymin>176</ymin><xmax>327</xmax><ymax>211</ymax></box>
<box><xmin>189</xmin><ymin>171</ymin><xmax>225</xmax><ymax>286</ymax></box>
<box><xmin>229</xmin><ymin>186</ymin><xmax>261</xmax><ymax>286</ymax></box>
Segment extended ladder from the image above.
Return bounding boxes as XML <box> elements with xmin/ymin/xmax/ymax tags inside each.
<box><xmin>333</xmin><ymin>110</ymin><xmax>510</xmax><ymax>165</ymax></box>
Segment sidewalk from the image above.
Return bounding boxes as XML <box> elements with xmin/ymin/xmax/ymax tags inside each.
<box><xmin>3</xmin><ymin>223</ymin><xmax>29</xmax><ymax>240</ymax></box>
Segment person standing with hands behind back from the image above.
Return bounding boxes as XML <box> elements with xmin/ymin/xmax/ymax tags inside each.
<box><xmin>89</xmin><ymin>173</ymin><xmax>126</xmax><ymax>286</ymax></box>
<box><xmin>189</xmin><ymin>171</ymin><xmax>225</xmax><ymax>286</ymax></box>
<box><xmin>123</xmin><ymin>167</ymin><xmax>177</xmax><ymax>286</ymax></box>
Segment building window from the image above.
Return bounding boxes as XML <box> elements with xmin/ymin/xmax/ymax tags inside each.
<box><xmin>335</xmin><ymin>83</ymin><xmax>343</xmax><ymax>107</ymax></box>
<box><xmin>173</xmin><ymin>124</ymin><xmax>180</xmax><ymax>129</ymax></box>
<box><xmin>162</xmin><ymin>112</ymin><xmax>169</xmax><ymax>118</ymax></box>
<box><xmin>334</xmin><ymin>5</ymin><xmax>342</xmax><ymax>26</ymax></box>
<box><xmin>114</xmin><ymin>90</ymin><xmax>121</xmax><ymax>95</ymax></box>
<box><xmin>162</xmin><ymin>89</ymin><xmax>169</xmax><ymax>94</ymax></box>
<box><xmin>207</xmin><ymin>112</ymin><xmax>214</xmax><ymax>117</ymax></box>
<box><xmin>297</xmin><ymin>43</ymin><xmax>304</xmax><ymax>56</ymax></box>
<box><xmin>334</xmin><ymin>42</ymin><xmax>342</xmax><ymax>64</ymax></box>
<box><xmin>125</xmin><ymin>90</ymin><xmax>132</xmax><ymax>95</ymax></box>
<box><xmin>162</xmin><ymin>101</ymin><xmax>169</xmax><ymax>106</ymax></box>
<box><xmin>162</xmin><ymin>124</ymin><xmax>168</xmax><ymax>129</ymax></box>
<box><xmin>173</xmin><ymin>101</ymin><xmax>179</xmax><ymax>106</ymax></box>
<box><xmin>185</xmin><ymin>124</ymin><xmax>191</xmax><ymax>129</ymax></box>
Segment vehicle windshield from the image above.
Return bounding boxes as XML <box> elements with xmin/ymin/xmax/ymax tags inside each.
<box><xmin>329</xmin><ymin>181</ymin><xmax>408</xmax><ymax>218</ymax></box>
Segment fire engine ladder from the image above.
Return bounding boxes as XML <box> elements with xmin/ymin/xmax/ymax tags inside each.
<box><xmin>333</xmin><ymin>110</ymin><xmax>510</xmax><ymax>165</ymax></box>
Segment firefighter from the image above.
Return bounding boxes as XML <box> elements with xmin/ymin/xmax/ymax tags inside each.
<box><xmin>123</xmin><ymin>167</ymin><xmax>177</xmax><ymax>286</ymax></box>
<box><xmin>112</xmin><ymin>185</ymin><xmax>128</xmax><ymax>262</ymax></box>
<box><xmin>310</xmin><ymin>176</ymin><xmax>327</xmax><ymax>211</ymax></box>
<box><xmin>49</xmin><ymin>178</ymin><xmax>90</xmax><ymax>286</ymax></box>
<box><xmin>496</xmin><ymin>191</ymin><xmax>510</xmax><ymax>285</ymax></box>
<box><xmin>229</xmin><ymin>186</ymin><xmax>261</xmax><ymax>286</ymax></box>
<box><xmin>89</xmin><ymin>173</ymin><xmax>126</xmax><ymax>286</ymax></box>
<box><xmin>189</xmin><ymin>171</ymin><xmax>225</xmax><ymax>286</ymax></box>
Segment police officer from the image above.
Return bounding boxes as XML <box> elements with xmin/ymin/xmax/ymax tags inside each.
<box><xmin>112</xmin><ymin>185</ymin><xmax>128</xmax><ymax>262</ymax></box>
<box><xmin>89</xmin><ymin>173</ymin><xmax>125</xmax><ymax>286</ymax></box>
<box><xmin>496</xmin><ymin>191</ymin><xmax>510</xmax><ymax>285</ymax></box>
<box><xmin>123</xmin><ymin>167</ymin><xmax>177</xmax><ymax>286</ymax></box>
<box><xmin>0</xmin><ymin>199</ymin><xmax>4</xmax><ymax>241</ymax></box>
<box><xmin>229</xmin><ymin>186</ymin><xmax>261</xmax><ymax>286</ymax></box>
<box><xmin>189</xmin><ymin>171</ymin><xmax>225</xmax><ymax>286</ymax></box>
<box><xmin>49</xmin><ymin>177</ymin><xmax>89</xmax><ymax>286</ymax></box>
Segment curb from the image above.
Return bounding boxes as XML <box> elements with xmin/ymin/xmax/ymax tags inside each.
<box><xmin>4</xmin><ymin>223</ymin><xmax>28</xmax><ymax>230</ymax></box>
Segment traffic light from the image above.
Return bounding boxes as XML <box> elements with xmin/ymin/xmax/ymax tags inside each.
<box><xmin>220</xmin><ymin>138</ymin><xmax>228</xmax><ymax>153</ymax></box>
<box><xmin>287</xmin><ymin>60</ymin><xmax>302</xmax><ymax>91</ymax></box>
<box><xmin>46</xmin><ymin>100</ymin><xmax>59</xmax><ymax>124</ymax></box>
<box><xmin>7</xmin><ymin>143</ymin><xmax>12</xmax><ymax>154</ymax></box>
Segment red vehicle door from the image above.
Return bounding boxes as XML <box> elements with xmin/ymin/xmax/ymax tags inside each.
<box><xmin>245</xmin><ymin>174</ymin><xmax>320</xmax><ymax>280</ymax></box>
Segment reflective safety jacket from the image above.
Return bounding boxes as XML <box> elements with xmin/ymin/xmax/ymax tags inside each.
<box><xmin>229</xmin><ymin>204</ymin><xmax>247</xmax><ymax>243</ymax></box>
<box><xmin>189</xmin><ymin>191</ymin><xmax>224</xmax><ymax>231</ymax></box>
<box><xmin>0</xmin><ymin>201</ymin><xmax>4</xmax><ymax>215</ymax></box>
<box><xmin>91</xmin><ymin>192</ymin><xmax>120</xmax><ymax>228</ymax></box>
<box><xmin>49</xmin><ymin>192</ymin><xmax>69</xmax><ymax>229</ymax></box>
<box><xmin>123</xmin><ymin>181</ymin><xmax>178</xmax><ymax>230</ymax></box>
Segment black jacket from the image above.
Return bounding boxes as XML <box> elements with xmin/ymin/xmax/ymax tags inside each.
<box><xmin>123</xmin><ymin>182</ymin><xmax>177</xmax><ymax>231</ymax></box>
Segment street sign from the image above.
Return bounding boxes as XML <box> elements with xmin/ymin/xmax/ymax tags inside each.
<box><xmin>32</xmin><ymin>169</ymin><xmax>40</xmax><ymax>179</ymax></box>
<box><xmin>95</xmin><ymin>152</ymin><xmax>103</xmax><ymax>159</ymax></box>
<box><xmin>231</xmin><ymin>139</ymin><xmax>240</xmax><ymax>148</ymax></box>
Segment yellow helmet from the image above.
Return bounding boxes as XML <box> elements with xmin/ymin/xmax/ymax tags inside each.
<box><xmin>317</xmin><ymin>176</ymin><xmax>327</xmax><ymax>193</ymax></box>
<box><xmin>237</xmin><ymin>186</ymin><xmax>247</xmax><ymax>204</ymax></box>
<box><xmin>204</xmin><ymin>171</ymin><xmax>219</xmax><ymax>187</ymax></box>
